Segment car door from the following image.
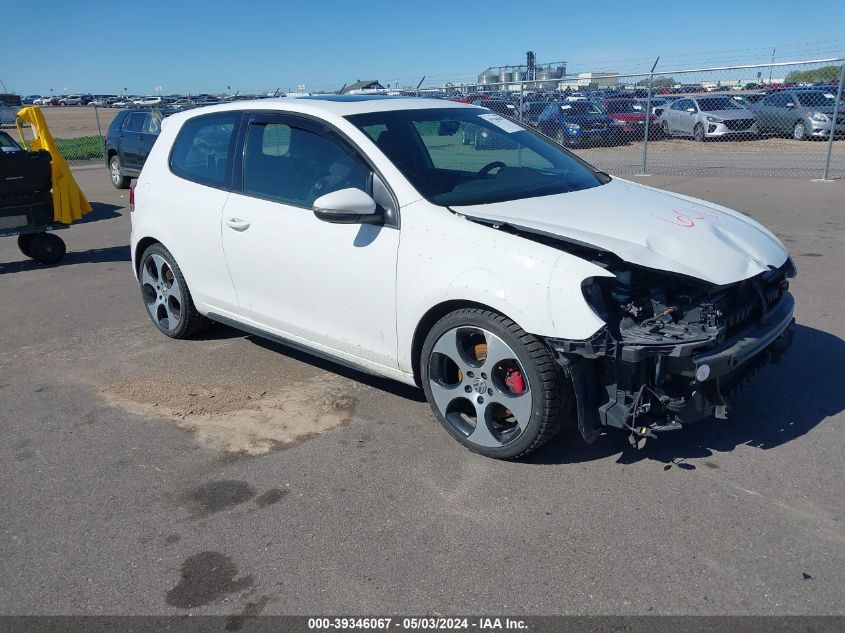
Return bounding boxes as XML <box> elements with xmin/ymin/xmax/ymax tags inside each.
<box><xmin>667</xmin><ymin>99</ymin><xmax>685</xmax><ymax>133</ymax></box>
<box><xmin>137</xmin><ymin>112</ymin><xmax>163</xmax><ymax>169</ymax></box>
<box><xmin>763</xmin><ymin>93</ymin><xmax>789</xmax><ymax>133</ymax></box>
<box><xmin>678</xmin><ymin>99</ymin><xmax>696</xmax><ymax>135</ymax></box>
<box><xmin>780</xmin><ymin>92</ymin><xmax>801</xmax><ymax>132</ymax></box>
<box><xmin>120</xmin><ymin>112</ymin><xmax>146</xmax><ymax>172</ymax></box>
<box><xmin>220</xmin><ymin>113</ymin><xmax>400</xmax><ymax>368</ymax></box>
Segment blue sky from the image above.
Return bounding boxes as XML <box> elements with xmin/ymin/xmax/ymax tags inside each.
<box><xmin>2</xmin><ymin>0</ymin><xmax>844</xmax><ymax>95</ymax></box>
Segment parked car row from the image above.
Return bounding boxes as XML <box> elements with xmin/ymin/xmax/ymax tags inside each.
<box><xmin>462</xmin><ymin>86</ymin><xmax>844</xmax><ymax>148</ymax></box>
<box><xmin>24</xmin><ymin>94</ymin><xmax>96</xmax><ymax>106</ymax></box>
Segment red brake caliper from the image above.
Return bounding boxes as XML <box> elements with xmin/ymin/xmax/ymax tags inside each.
<box><xmin>505</xmin><ymin>367</ymin><xmax>526</xmax><ymax>394</ymax></box>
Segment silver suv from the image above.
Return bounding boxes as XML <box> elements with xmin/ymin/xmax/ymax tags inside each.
<box><xmin>659</xmin><ymin>95</ymin><xmax>758</xmax><ymax>141</ymax></box>
<box><xmin>751</xmin><ymin>89</ymin><xmax>845</xmax><ymax>140</ymax></box>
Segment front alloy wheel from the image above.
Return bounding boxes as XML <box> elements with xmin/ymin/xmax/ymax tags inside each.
<box><xmin>421</xmin><ymin>309</ymin><xmax>570</xmax><ymax>459</ymax></box>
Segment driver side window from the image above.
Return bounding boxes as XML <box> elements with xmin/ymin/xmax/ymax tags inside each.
<box><xmin>242</xmin><ymin>121</ymin><xmax>370</xmax><ymax>207</ymax></box>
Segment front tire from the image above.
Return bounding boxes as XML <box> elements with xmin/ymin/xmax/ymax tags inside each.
<box><xmin>694</xmin><ymin>123</ymin><xmax>706</xmax><ymax>142</ymax></box>
<box><xmin>420</xmin><ymin>308</ymin><xmax>571</xmax><ymax>460</ymax></box>
<box><xmin>109</xmin><ymin>154</ymin><xmax>130</xmax><ymax>189</ymax></box>
<box><xmin>793</xmin><ymin>121</ymin><xmax>807</xmax><ymax>141</ymax></box>
<box><xmin>138</xmin><ymin>243</ymin><xmax>211</xmax><ymax>338</ymax></box>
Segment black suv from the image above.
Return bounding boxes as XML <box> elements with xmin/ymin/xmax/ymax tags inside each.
<box><xmin>104</xmin><ymin>109</ymin><xmax>175</xmax><ymax>188</ymax></box>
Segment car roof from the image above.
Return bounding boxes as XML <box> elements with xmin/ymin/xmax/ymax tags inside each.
<box><xmin>168</xmin><ymin>95</ymin><xmax>479</xmax><ymax>122</ymax></box>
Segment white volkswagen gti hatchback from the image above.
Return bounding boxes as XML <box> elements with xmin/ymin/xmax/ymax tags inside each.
<box><xmin>131</xmin><ymin>96</ymin><xmax>796</xmax><ymax>459</ymax></box>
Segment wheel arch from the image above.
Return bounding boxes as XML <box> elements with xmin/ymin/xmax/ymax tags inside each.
<box><xmin>134</xmin><ymin>236</ymin><xmax>160</xmax><ymax>275</ymax></box>
<box><xmin>410</xmin><ymin>299</ymin><xmax>523</xmax><ymax>387</ymax></box>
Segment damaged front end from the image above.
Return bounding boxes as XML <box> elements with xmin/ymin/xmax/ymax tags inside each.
<box><xmin>547</xmin><ymin>258</ymin><xmax>797</xmax><ymax>445</ymax></box>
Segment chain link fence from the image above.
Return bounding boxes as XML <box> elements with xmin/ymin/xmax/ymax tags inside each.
<box><xmin>3</xmin><ymin>105</ymin><xmax>115</xmax><ymax>167</ymax></box>
<box><xmin>4</xmin><ymin>57</ymin><xmax>843</xmax><ymax>178</ymax></box>
<box><xmin>434</xmin><ymin>58</ymin><xmax>845</xmax><ymax>179</ymax></box>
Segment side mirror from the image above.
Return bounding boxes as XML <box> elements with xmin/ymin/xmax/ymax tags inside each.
<box><xmin>785</xmin><ymin>102</ymin><xmax>795</xmax><ymax>108</ymax></box>
<box><xmin>686</xmin><ymin>107</ymin><xmax>696</xmax><ymax>113</ymax></box>
<box><xmin>438</xmin><ymin>120</ymin><xmax>460</xmax><ymax>136</ymax></box>
<box><xmin>312</xmin><ymin>188</ymin><xmax>383</xmax><ymax>225</ymax></box>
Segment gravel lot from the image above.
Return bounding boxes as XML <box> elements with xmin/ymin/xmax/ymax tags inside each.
<box><xmin>0</xmin><ymin>168</ymin><xmax>843</xmax><ymax>616</ymax></box>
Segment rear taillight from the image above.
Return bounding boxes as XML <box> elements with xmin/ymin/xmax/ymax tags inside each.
<box><xmin>129</xmin><ymin>179</ymin><xmax>136</xmax><ymax>212</ymax></box>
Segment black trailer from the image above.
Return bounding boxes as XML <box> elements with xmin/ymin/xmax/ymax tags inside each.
<box><xmin>0</xmin><ymin>131</ymin><xmax>66</xmax><ymax>265</ymax></box>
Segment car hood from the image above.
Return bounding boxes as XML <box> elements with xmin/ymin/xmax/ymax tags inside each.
<box><xmin>706</xmin><ymin>108</ymin><xmax>756</xmax><ymax>119</ymax></box>
<box><xmin>557</xmin><ymin>114</ymin><xmax>613</xmax><ymax>123</ymax></box>
<box><xmin>608</xmin><ymin>112</ymin><xmax>649</xmax><ymax>122</ymax></box>
<box><xmin>452</xmin><ymin>178</ymin><xmax>788</xmax><ymax>286</ymax></box>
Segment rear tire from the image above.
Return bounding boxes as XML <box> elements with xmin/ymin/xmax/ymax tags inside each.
<box><xmin>420</xmin><ymin>308</ymin><xmax>572</xmax><ymax>460</ymax></box>
<box><xmin>30</xmin><ymin>233</ymin><xmax>66</xmax><ymax>265</ymax></box>
<box><xmin>138</xmin><ymin>243</ymin><xmax>211</xmax><ymax>339</ymax></box>
<box><xmin>17</xmin><ymin>234</ymin><xmax>35</xmax><ymax>258</ymax></box>
<box><xmin>109</xmin><ymin>154</ymin><xmax>130</xmax><ymax>189</ymax></box>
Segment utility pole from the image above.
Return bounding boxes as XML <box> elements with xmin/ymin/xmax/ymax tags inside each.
<box><xmin>640</xmin><ymin>56</ymin><xmax>660</xmax><ymax>176</ymax></box>
<box><xmin>820</xmin><ymin>61</ymin><xmax>845</xmax><ymax>181</ymax></box>
<box><xmin>768</xmin><ymin>48</ymin><xmax>776</xmax><ymax>85</ymax></box>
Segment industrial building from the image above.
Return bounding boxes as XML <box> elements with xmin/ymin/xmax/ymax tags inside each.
<box><xmin>475</xmin><ymin>51</ymin><xmax>567</xmax><ymax>91</ymax></box>
<box><xmin>559</xmin><ymin>72</ymin><xmax>620</xmax><ymax>89</ymax></box>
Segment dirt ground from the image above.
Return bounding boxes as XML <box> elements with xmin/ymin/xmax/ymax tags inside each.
<box><xmin>1</xmin><ymin>168</ymin><xmax>843</xmax><ymax>615</ymax></box>
<box><xmin>20</xmin><ymin>105</ymin><xmax>118</xmax><ymax>138</ymax></box>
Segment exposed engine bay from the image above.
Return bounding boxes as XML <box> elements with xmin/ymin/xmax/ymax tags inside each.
<box><xmin>468</xmin><ymin>215</ymin><xmax>797</xmax><ymax>446</ymax></box>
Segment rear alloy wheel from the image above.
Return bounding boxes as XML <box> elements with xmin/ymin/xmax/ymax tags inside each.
<box><xmin>661</xmin><ymin>120</ymin><xmax>670</xmax><ymax>136</ymax></box>
<box><xmin>109</xmin><ymin>154</ymin><xmax>130</xmax><ymax>189</ymax></box>
<box><xmin>421</xmin><ymin>308</ymin><xmax>571</xmax><ymax>459</ymax></box>
<box><xmin>139</xmin><ymin>243</ymin><xmax>211</xmax><ymax>338</ymax></box>
<box><xmin>793</xmin><ymin>121</ymin><xmax>807</xmax><ymax>141</ymax></box>
<box><xmin>693</xmin><ymin>123</ymin><xmax>706</xmax><ymax>142</ymax></box>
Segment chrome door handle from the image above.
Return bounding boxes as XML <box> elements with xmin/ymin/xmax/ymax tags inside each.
<box><xmin>225</xmin><ymin>217</ymin><xmax>250</xmax><ymax>231</ymax></box>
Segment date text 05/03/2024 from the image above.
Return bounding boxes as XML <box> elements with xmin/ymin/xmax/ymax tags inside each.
<box><xmin>307</xmin><ymin>617</ymin><xmax>528</xmax><ymax>630</ymax></box>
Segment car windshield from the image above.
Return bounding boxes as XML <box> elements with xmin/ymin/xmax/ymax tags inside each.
<box><xmin>559</xmin><ymin>102</ymin><xmax>603</xmax><ymax>115</ymax></box>
<box><xmin>605</xmin><ymin>100</ymin><xmax>643</xmax><ymax>113</ymax></box>
<box><xmin>795</xmin><ymin>92</ymin><xmax>839</xmax><ymax>107</ymax></box>
<box><xmin>697</xmin><ymin>97</ymin><xmax>742</xmax><ymax>111</ymax></box>
<box><xmin>346</xmin><ymin>107</ymin><xmax>607</xmax><ymax>207</ymax></box>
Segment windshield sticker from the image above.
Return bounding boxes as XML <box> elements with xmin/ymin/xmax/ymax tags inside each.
<box><xmin>478</xmin><ymin>113</ymin><xmax>524</xmax><ymax>133</ymax></box>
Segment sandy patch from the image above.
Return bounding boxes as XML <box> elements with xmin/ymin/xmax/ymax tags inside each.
<box><xmin>99</xmin><ymin>374</ymin><xmax>357</xmax><ymax>457</ymax></box>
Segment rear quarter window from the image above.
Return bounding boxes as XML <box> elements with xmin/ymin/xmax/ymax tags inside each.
<box><xmin>169</xmin><ymin>112</ymin><xmax>240</xmax><ymax>188</ymax></box>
